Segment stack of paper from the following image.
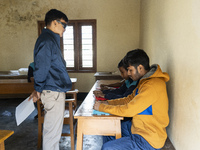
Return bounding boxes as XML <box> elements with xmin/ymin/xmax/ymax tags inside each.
<box><xmin>15</xmin><ymin>97</ymin><xmax>35</xmax><ymax>126</ymax></box>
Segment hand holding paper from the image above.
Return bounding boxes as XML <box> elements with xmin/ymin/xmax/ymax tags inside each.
<box><xmin>28</xmin><ymin>90</ymin><xmax>41</xmax><ymax>102</ymax></box>
<box><xmin>15</xmin><ymin>97</ymin><xmax>35</xmax><ymax>126</ymax></box>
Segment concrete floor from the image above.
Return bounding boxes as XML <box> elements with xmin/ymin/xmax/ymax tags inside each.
<box><xmin>0</xmin><ymin>98</ymin><xmax>175</xmax><ymax>150</ymax></box>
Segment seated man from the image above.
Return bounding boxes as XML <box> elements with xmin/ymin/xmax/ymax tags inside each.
<box><xmin>93</xmin><ymin>59</ymin><xmax>138</xmax><ymax>100</ymax></box>
<box><xmin>94</xmin><ymin>49</ymin><xmax>170</xmax><ymax>150</ymax></box>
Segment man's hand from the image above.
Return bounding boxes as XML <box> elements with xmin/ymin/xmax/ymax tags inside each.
<box><xmin>29</xmin><ymin>90</ymin><xmax>41</xmax><ymax>102</ymax></box>
<box><xmin>93</xmin><ymin>90</ymin><xmax>105</xmax><ymax>98</ymax></box>
<box><xmin>93</xmin><ymin>101</ymin><xmax>101</xmax><ymax>110</ymax></box>
<box><xmin>100</xmin><ymin>84</ymin><xmax>109</xmax><ymax>90</ymax></box>
<box><xmin>30</xmin><ymin>77</ymin><xmax>34</xmax><ymax>82</ymax></box>
<box><xmin>93</xmin><ymin>90</ymin><xmax>102</xmax><ymax>95</ymax></box>
<box><xmin>93</xmin><ymin>101</ymin><xmax>108</xmax><ymax>110</ymax></box>
<box><xmin>96</xmin><ymin>93</ymin><xmax>105</xmax><ymax>98</ymax></box>
<box><xmin>100</xmin><ymin>84</ymin><xmax>106</xmax><ymax>88</ymax></box>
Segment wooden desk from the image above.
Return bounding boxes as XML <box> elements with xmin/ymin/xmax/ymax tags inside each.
<box><xmin>0</xmin><ymin>79</ymin><xmax>34</xmax><ymax>95</ymax></box>
<box><xmin>94</xmin><ymin>72</ymin><xmax>122</xmax><ymax>81</ymax></box>
<box><xmin>0</xmin><ymin>130</ymin><xmax>14</xmax><ymax>150</ymax></box>
<box><xmin>0</xmin><ymin>71</ymin><xmax>27</xmax><ymax>79</ymax></box>
<box><xmin>74</xmin><ymin>80</ymin><xmax>123</xmax><ymax>150</ymax></box>
<box><xmin>0</xmin><ymin>78</ymin><xmax>77</xmax><ymax>98</ymax></box>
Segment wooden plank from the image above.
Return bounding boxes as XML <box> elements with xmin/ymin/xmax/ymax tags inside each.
<box><xmin>94</xmin><ymin>72</ymin><xmax>122</xmax><ymax>80</ymax></box>
<box><xmin>0</xmin><ymin>71</ymin><xmax>27</xmax><ymax>79</ymax></box>
<box><xmin>82</xmin><ymin>118</ymin><xmax>121</xmax><ymax>137</ymax></box>
<box><xmin>0</xmin><ymin>79</ymin><xmax>34</xmax><ymax>95</ymax></box>
<box><xmin>0</xmin><ymin>130</ymin><xmax>14</xmax><ymax>150</ymax></box>
<box><xmin>0</xmin><ymin>130</ymin><xmax>14</xmax><ymax>143</ymax></box>
<box><xmin>0</xmin><ymin>78</ymin><xmax>77</xmax><ymax>95</ymax></box>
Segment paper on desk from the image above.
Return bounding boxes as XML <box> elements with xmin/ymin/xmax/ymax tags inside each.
<box><xmin>15</xmin><ymin>97</ymin><xmax>35</xmax><ymax>126</ymax></box>
<box><xmin>93</xmin><ymin>110</ymin><xmax>110</xmax><ymax>115</ymax></box>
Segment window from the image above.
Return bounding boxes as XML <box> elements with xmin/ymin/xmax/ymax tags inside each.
<box><xmin>37</xmin><ymin>20</ymin><xmax>97</xmax><ymax>73</ymax></box>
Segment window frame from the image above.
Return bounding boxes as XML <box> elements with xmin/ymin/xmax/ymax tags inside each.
<box><xmin>37</xmin><ymin>19</ymin><xmax>97</xmax><ymax>73</ymax></box>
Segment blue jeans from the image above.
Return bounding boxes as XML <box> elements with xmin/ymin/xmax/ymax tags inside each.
<box><xmin>102</xmin><ymin>120</ymin><xmax>161</xmax><ymax>150</ymax></box>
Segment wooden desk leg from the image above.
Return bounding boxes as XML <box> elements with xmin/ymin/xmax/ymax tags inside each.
<box><xmin>0</xmin><ymin>141</ymin><xmax>5</xmax><ymax>150</ymax></box>
<box><xmin>76</xmin><ymin>119</ymin><xmax>84</xmax><ymax>150</ymax></box>
<box><xmin>69</xmin><ymin>102</ymin><xmax>75</xmax><ymax>150</ymax></box>
<box><xmin>115</xmin><ymin>120</ymin><xmax>122</xmax><ymax>139</ymax></box>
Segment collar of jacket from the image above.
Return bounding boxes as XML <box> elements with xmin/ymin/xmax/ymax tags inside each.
<box><xmin>140</xmin><ymin>64</ymin><xmax>169</xmax><ymax>83</ymax></box>
<box><xmin>42</xmin><ymin>28</ymin><xmax>60</xmax><ymax>48</ymax></box>
<box><xmin>142</xmin><ymin>64</ymin><xmax>158</xmax><ymax>80</ymax></box>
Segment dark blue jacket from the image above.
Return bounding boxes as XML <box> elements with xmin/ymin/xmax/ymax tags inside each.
<box><xmin>33</xmin><ymin>28</ymin><xmax>72</xmax><ymax>93</ymax></box>
<box><xmin>103</xmin><ymin>79</ymin><xmax>138</xmax><ymax>100</ymax></box>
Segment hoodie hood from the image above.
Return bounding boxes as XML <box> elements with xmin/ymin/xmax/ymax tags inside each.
<box><xmin>141</xmin><ymin>64</ymin><xmax>170</xmax><ymax>82</ymax></box>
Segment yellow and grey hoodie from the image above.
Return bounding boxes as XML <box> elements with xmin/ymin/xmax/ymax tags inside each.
<box><xmin>99</xmin><ymin>64</ymin><xmax>170</xmax><ymax>149</ymax></box>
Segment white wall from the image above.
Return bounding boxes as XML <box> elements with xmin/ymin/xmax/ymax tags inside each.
<box><xmin>140</xmin><ymin>0</ymin><xmax>200</xmax><ymax>149</ymax></box>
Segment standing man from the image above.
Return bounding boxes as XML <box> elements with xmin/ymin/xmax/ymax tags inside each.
<box><xmin>94</xmin><ymin>49</ymin><xmax>170</xmax><ymax>150</ymax></box>
<box><xmin>30</xmin><ymin>9</ymin><xmax>72</xmax><ymax>150</ymax></box>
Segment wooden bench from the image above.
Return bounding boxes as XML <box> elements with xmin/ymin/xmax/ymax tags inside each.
<box><xmin>0</xmin><ymin>130</ymin><xmax>14</xmax><ymax>150</ymax></box>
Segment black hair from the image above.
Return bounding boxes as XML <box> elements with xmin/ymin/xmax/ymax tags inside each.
<box><xmin>123</xmin><ymin>49</ymin><xmax>150</xmax><ymax>70</ymax></box>
<box><xmin>45</xmin><ymin>9</ymin><xmax>68</xmax><ymax>26</ymax></box>
<box><xmin>118</xmin><ymin>59</ymin><xmax>128</xmax><ymax>71</ymax></box>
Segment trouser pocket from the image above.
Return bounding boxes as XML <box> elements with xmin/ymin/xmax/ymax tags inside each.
<box><xmin>41</xmin><ymin>90</ymin><xmax>59</xmax><ymax>111</ymax></box>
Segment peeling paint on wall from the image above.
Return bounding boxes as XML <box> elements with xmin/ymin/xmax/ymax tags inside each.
<box><xmin>0</xmin><ymin>0</ymin><xmax>140</xmax><ymax>92</ymax></box>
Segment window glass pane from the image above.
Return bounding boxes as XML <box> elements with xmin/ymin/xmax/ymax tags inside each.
<box><xmin>63</xmin><ymin>26</ymin><xmax>74</xmax><ymax>67</ymax></box>
<box><xmin>82</xmin><ymin>26</ymin><xmax>93</xmax><ymax>68</ymax></box>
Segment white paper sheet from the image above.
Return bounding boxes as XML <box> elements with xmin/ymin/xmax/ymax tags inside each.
<box><xmin>15</xmin><ymin>97</ymin><xmax>35</xmax><ymax>126</ymax></box>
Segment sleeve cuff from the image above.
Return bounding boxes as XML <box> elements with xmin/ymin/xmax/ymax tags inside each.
<box><xmin>99</xmin><ymin>103</ymin><xmax>105</xmax><ymax>112</ymax></box>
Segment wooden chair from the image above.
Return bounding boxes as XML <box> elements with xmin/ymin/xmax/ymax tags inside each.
<box><xmin>37</xmin><ymin>89</ymin><xmax>79</xmax><ymax>150</ymax></box>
